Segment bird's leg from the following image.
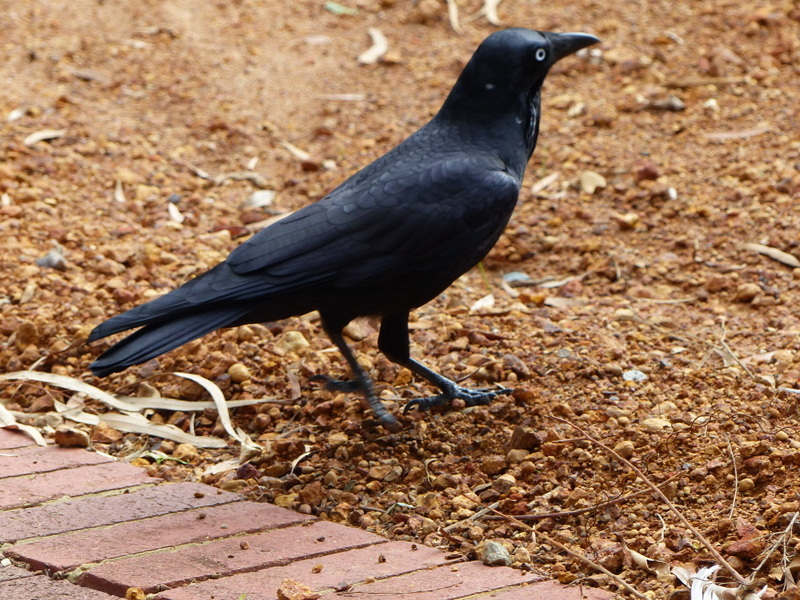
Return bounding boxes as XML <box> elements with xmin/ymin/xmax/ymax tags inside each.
<box><xmin>321</xmin><ymin>322</ymin><xmax>401</xmax><ymax>432</ymax></box>
<box><xmin>378</xmin><ymin>313</ymin><xmax>511</xmax><ymax>414</ymax></box>
<box><xmin>309</xmin><ymin>375</ymin><xmax>363</xmax><ymax>393</ymax></box>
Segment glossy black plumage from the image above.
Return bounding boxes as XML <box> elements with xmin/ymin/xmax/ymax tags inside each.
<box><xmin>89</xmin><ymin>28</ymin><xmax>599</xmax><ymax>430</ymax></box>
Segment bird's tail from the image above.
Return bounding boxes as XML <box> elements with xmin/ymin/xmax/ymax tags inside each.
<box><xmin>90</xmin><ymin>306</ymin><xmax>251</xmax><ymax>377</ymax></box>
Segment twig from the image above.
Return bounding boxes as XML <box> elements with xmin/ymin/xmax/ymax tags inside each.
<box><xmin>443</xmin><ymin>501</ymin><xmax>500</xmax><ymax>532</ymax></box>
<box><xmin>482</xmin><ymin>472</ymin><xmax>681</xmax><ymax>522</ymax></box>
<box><xmin>718</xmin><ymin>318</ymin><xmax>754</xmax><ymax>378</ymax></box>
<box><xmin>548</xmin><ymin>415</ymin><xmax>749</xmax><ymax>586</ymax></box>
<box><xmin>625</xmin><ymin>305</ymin><xmax>758</xmax><ymax>381</ymax></box>
<box><xmin>751</xmin><ymin>512</ymin><xmax>798</xmax><ymax>580</ymax></box>
<box><xmin>485</xmin><ymin>505</ymin><xmax>649</xmax><ymax>600</ymax></box>
<box><xmin>725</xmin><ymin>434</ymin><xmax>739</xmax><ymax>519</ymax></box>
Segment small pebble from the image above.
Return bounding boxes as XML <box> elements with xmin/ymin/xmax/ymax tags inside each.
<box><xmin>228</xmin><ymin>363</ymin><xmax>251</xmax><ymax>383</ymax></box>
<box><xmin>54</xmin><ymin>426</ymin><xmax>90</xmax><ymax>448</ymax></box>
<box><xmin>613</xmin><ymin>440</ymin><xmax>635</xmax><ymax>459</ymax></box>
<box><xmin>275</xmin><ymin>331</ymin><xmax>310</xmax><ymax>355</ymax></box>
<box><xmin>481</xmin><ymin>540</ymin><xmax>512</xmax><ymax>566</ymax></box>
<box><xmin>173</xmin><ymin>443</ymin><xmax>201</xmax><ymax>463</ymax></box>
<box><xmin>734</xmin><ymin>283</ymin><xmax>761</xmax><ymax>303</ymax></box>
<box><xmin>623</xmin><ymin>369</ymin><xmax>647</xmax><ymax>382</ymax></box>
<box><xmin>641</xmin><ymin>417</ymin><xmax>671</xmax><ymax>433</ymax></box>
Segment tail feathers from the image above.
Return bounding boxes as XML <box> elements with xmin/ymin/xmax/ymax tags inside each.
<box><xmin>90</xmin><ymin>306</ymin><xmax>249</xmax><ymax>377</ymax></box>
<box><xmin>88</xmin><ymin>296</ymin><xmax>193</xmax><ymax>343</ymax></box>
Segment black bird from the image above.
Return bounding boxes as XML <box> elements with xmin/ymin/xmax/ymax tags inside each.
<box><xmin>89</xmin><ymin>28</ymin><xmax>599</xmax><ymax>431</ymax></box>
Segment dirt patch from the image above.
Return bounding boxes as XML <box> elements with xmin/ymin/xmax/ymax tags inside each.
<box><xmin>2</xmin><ymin>0</ymin><xmax>800</xmax><ymax>597</ymax></box>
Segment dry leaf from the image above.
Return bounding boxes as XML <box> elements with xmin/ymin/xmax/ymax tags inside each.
<box><xmin>116</xmin><ymin>395</ymin><xmax>276</xmax><ymax>412</ymax></box>
<box><xmin>23</xmin><ymin>128</ymin><xmax>67</xmax><ymax>146</ymax></box>
<box><xmin>544</xmin><ymin>296</ymin><xmax>587</xmax><ymax>308</ymax></box>
<box><xmin>280</xmin><ymin>140</ymin><xmax>311</xmax><ymax>161</ymax></box>
<box><xmin>531</xmin><ymin>172</ymin><xmax>560</xmax><ymax>195</ymax></box>
<box><xmin>704</xmin><ymin>124</ymin><xmax>772</xmax><ymax>140</ymax></box>
<box><xmin>470</xmin><ymin>293</ymin><xmax>495</xmax><ymax>312</ymax></box>
<box><xmin>0</xmin><ymin>371</ymin><xmax>140</xmax><ymax>412</ymax></box>
<box><xmin>357</xmin><ymin>28</ymin><xmax>388</xmax><ymax>65</ymax></box>
<box><xmin>0</xmin><ymin>403</ymin><xmax>47</xmax><ymax>446</ymax></box>
<box><xmin>114</xmin><ymin>179</ymin><xmax>127</xmax><ymax>204</ymax></box>
<box><xmin>628</xmin><ymin>548</ymin><xmax>670</xmax><ymax>577</ymax></box>
<box><xmin>446</xmin><ymin>0</ymin><xmax>461</xmax><ymax>32</ymax></box>
<box><xmin>7</xmin><ymin>107</ymin><xmax>26</xmax><ymax>122</ymax></box>
<box><xmin>482</xmin><ymin>0</ymin><xmax>503</xmax><ymax>25</ymax></box>
<box><xmin>168</xmin><ymin>202</ymin><xmax>185</xmax><ymax>224</ymax></box>
<box><xmin>672</xmin><ymin>565</ymin><xmax>767</xmax><ymax>600</ymax></box>
<box><xmin>579</xmin><ymin>170</ymin><xmax>606</xmax><ymax>194</ymax></box>
<box><xmin>173</xmin><ymin>372</ymin><xmax>261</xmax><ymax>449</ymax></box>
<box><xmin>744</xmin><ymin>242</ymin><xmax>800</xmax><ymax>268</ymax></box>
<box><xmin>52</xmin><ymin>399</ymin><xmax>228</xmax><ymax>448</ymax></box>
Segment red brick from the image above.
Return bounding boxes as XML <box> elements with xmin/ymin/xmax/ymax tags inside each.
<box><xmin>0</xmin><ymin>564</ymin><xmax>35</xmax><ymax>582</ymax></box>
<box><xmin>0</xmin><ymin>460</ymin><xmax>156</xmax><ymax>511</ymax></box>
<box><xmin>0</xmin><ymin>445</ymin><xmax>110</xmax><ymax>478</ymax></box>
<box><xmin>0</xmin><ymin>429</ymin><xmax>35</xmax><ymax>450</ymax></box>
<box><xmin>9</xmin><ymin>501</ymin><xmax>313</xmax><ymax>572</ymax></box>
<box><xmin>479</xmin><ymin>579</ymin><xmax>614</xmax><ymax>599</ymax></box>
<box><xmin>79</xmin><ymin>520</ymin><xmax>386</xmax><ymax>595</ymax></box>
<box><xmin>0</xmin><ymin>482</ymin><xmax>238</xmax><ymax>543</ymax></box>
<box><xmin>0</xmin><ymin>574</ymin><xmax>119</xmax><ymax>599</ymax></box>
<box><xmin>270</xmin><ymin>560</ymin><xmax>538</xmax><ymax>600</ymax></box>
<box><xmin>157</xmin><ymin>540</ymin><xmax>458</xmax><ymax>600</ymax></box>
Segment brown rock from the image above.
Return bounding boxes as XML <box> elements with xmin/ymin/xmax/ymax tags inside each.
<box><xmin>298</xmin><ymin>481</ymin><xmax>324</xmax><ymax>506</ymax></box>
<box><xmin>54</xmin><ymin>426</ymin><xmax>91</xmax><ymax>448</ymax></box>
<box><xmin>633</xmin><ymin>160</ymin><xmax>661</xmax><ymax>182</ymax></box>
<box><xmin>613</xmin><ymin>440</ymin><xmax>635</xmax><ymax>459</ymax></box>
<box><xmin>502</xmin><ymin>354</ymin><xmax>531</xmax><ymax>378</ymax></box>
<box><xmin>92</xmin><ymin>422</ymin><xmax>123</xmax><ymax>443</ymax></box>
<box><xmin>704</xmin><ymin>276</ymin><xmax>729</xmax><ymax>293</ymax></box>
<box><xmin>219</xmin><ymin>479</ymin><xmax>248</xmax><ymax>492</ymax></box>
<box><xmin>725</xmin><ymin>538</ymin><xmax>764</xmax><ymax>560</ymax></box>
<box><xmin>274</xmin><ymin>493</ymin><xmax>298</xmax><ymax>509</ymax></box>
<box><xmin>15</xmin><ymin>320</ymin><xmax>38</xmax><ymax>349</ymax></box>
<box><xmin>508</xmin><ymin>426</ymin><xmax>542</xmax><ymax>451</ymax></box>
<box><xmin>432</xmin><ymin>473</ymin><xmax>457</xmax><ymax>490</ymax></box>
<box><xmin>742</xmin><ymin>455</ymin><xmax>771</xmax><ymax>473</ymax></box>
<box><xmin>173</xmin><ymin>443</ymin><xmax>201</xmax><ymax>463</ymax></box>
<box><xmin>492</xmin><ymin>473</ymin><xmax>516</xmax><ymax>494</ymax></box>
<box><xmin>506</xmin><ymin>448</ymin><xmax>529</xmax><ymax>463</ymax></box>
<box><xmin>263</xmin><ymin>462</ymin><xmax>290</xmax><ymax>477</ymax></box>
<box><xmin>734</xmin><ymin>282</ymin><xmax>761</xmax><ymax>302</ymax></box>
<box><xmin>125</xmin><ymin>588</ymin><xmax>146</xmax><ymax>600</ymax></box>
<box><xmin>480</xmin><ymin>455</ymin><xmax>507</xmax><ymax>476</ymax></box>
<box><xmin>228</xmin><ymin>362</ymin><xmax>251</xmax><ymax>383</ymax></box>
<box><xmin>276</xmin><ymin>578</ymin><xmax>320</xmax><ymax>600</ymax></box>
<box><xmin>367</xmin><ymin>464</ymin><xmax>393</xmax><ymax>480</ymax></box>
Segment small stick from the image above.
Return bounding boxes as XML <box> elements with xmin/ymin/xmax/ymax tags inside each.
<box><xmin>548</xmin><ymin>415</ymin><xmax>749</xmax><ymax>586</ymax></box>
<box><xmin>485</xmin><ymin>505</ymin><xmax>650</xmax><ymax>600</ymax></box>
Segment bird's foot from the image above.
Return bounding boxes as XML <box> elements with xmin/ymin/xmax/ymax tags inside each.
<box><xmin>310</xmin><ymin>375</ymin><xmax>403</xmax><ymax>432</ymax></box>
<box><xmin>403</xmin><ymin>385</ymin><xmax>512</xmax><ymax>414</ymax></box>
<box><xmin>309</xmin><ymin>374</ymin><xmax>363</xmax><ymax>393</ymax></box>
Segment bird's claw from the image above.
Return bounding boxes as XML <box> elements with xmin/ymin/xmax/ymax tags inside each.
<box><xmin>309</xmin><ymin>374</ymin><xmax>364</xmax><ymax>393</ymax></box>
<box><xmin>403</xmin><ymin>386</ymin><xmax>512</xmax><ymax>414</ymax></box>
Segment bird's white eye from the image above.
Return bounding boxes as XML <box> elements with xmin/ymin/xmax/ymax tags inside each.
<box><xmin>535</xmin><ymin>48</ymin><xmax>547</xmax><ymax>61</ymax></box>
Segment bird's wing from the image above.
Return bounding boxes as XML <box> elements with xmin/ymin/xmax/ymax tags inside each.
<box><xmin>223</xmin><ymin>152</ymin><xmax>521</xmax><ymax>290</ymax></box>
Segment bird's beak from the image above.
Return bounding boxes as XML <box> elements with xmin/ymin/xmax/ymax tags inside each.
<box><xmin>547</xmin><ymin>31</ymin><xmax>600</xmax><ymax>63</ymax></box>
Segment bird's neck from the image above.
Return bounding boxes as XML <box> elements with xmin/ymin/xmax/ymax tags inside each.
<box><xmin>432</xmin><ymin>97</ymin><xmax>539</xmax><ymax>180</ymax></box>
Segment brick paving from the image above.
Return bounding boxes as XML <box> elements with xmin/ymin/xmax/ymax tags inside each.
<box><xmin>0</xmin><ymin>428</ymin><xmax>614</xmax><ymax>600</ymax></box>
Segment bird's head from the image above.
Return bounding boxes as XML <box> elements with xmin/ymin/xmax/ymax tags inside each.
<box><xmin>437</xmin><ymin>28</ymin><xmax>599</xmax><ymax>161</ymax></box>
